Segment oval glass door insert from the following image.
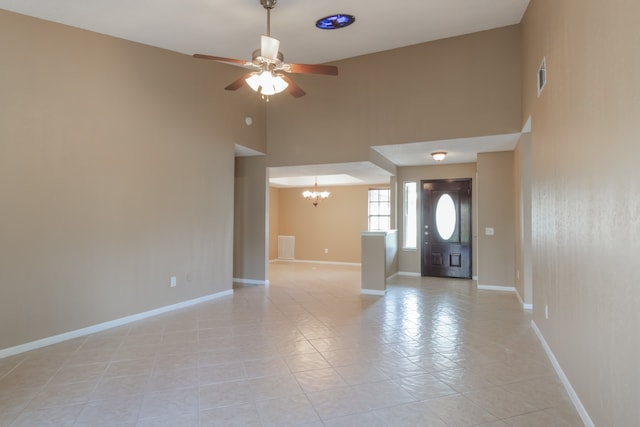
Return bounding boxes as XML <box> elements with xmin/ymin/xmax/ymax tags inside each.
<box><xmin>435</xmin><ymin>194</ymin><xmax>456</xmax><ymax>240</ymax></box>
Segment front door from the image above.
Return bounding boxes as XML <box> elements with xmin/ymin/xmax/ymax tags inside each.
<box><xmin>421</xmin><ymin>179</ymin><xmax>472</xmax><ymax>278</ymax></box>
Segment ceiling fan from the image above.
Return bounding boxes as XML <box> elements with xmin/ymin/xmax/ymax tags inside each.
<box><xmin>193</xmin><ymin>0</ymin><xmax>338</xmax><ymax>99</ymax></box>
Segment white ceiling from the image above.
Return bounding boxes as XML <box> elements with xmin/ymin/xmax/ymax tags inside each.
<box><xmin>0</xmin><ymin>0</ymin><xmax>529</xmax><ymax>65</ymax></box>
<box><xmin>2</xmin><ymin>0</ymin><xmax>530</xmax><ymax>187</ymax></box>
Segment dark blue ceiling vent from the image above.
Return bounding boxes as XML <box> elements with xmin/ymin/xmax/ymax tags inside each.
<box><xmin>315</xmin><ymin>14</ymin><xmax>356</xmax><ymax>30</ymax></box>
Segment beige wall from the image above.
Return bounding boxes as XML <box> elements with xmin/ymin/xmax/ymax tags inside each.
<box><xmin>0</xmin><ymin>10</ymin><xmax>265</xmax><ymax>350</ymax></box>
<box><xmin>513</xmin><ymin>134</ymin><xmax>533</xmax><ymax>305</ymax></box>
<box><xmin>233</xmin><ymin>156</ymin><xmax>268</xmax><ymax>283</ymax></box>
<box><xmin>396</xmin><ymin>163</ymin><xmax>478</xmax><ymax>275</ymax></box>
<box><xmin>266</xmin><ymin>25</ymin><xmax>522</xmax><ymax>168</ymax></box>
<box><xmin>477</xmin><ymin>151</ymin><xmax>516</xmax><ymax>287</ymax></box>
<box><xmin>268</xmin><ymin>187</ymin><xmax>280</xmax><ymax>260</ymax></box>
<box><xmin>522</xmin><ymin>0</ymin><xmax>639</xmax><ymax>424</ymax></box>
<box><xmin>273</xmin><ymin>185</ymin><xmax>374</xmax><ymax>263</ymax></box>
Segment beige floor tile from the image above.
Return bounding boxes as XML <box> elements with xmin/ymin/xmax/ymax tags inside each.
<box><xmin>91</xmin><ymin>374</ymin><xmax>151</xmax><ymax>399</ymax></box>
<box><xmin>198</xmin><ymin>362</ymin><xmax>247</xmax><ymax>385</ymax></box>
<box><xmin>323</xmin><ymin>411</ymin><xmax>386</xmax><ymax>427</ymax></box>
<box><xmin>505</xmin><ymin>405</ymin><xmax>584</xmax><ymax>426</ymax></box>
<box><xmin>423</xmin><ymin>394</ymin><xmax>499</xmax><ymax>427</ymax></box>
<box><xmin>285</xmin><ymin>352</ymin><xmax>331</xmax><ymax>372</ymax></box>
<box><xmin>294</xmin><ymin>367</ymin><xmax>348</xmax><ymax>392</ymax></box>
<box><xmin>199</xmin><ymin>403</ymin><xmax>262</xmax><ymax>427</ymax></box>
<box><xmin>334</xmin><ymin>363</ymin><xmax>391</xmax><ymax>386</ymax></box>
<box><xmin>464</xmin><ymin>385</ymin><xmax>540</xmax><ymax>419</ymax></box>
<box><xmin>243</xmin><ymin>356</ymin><xmax>291</xmax><ymax>378</ymax></box>
<box><xmin>136</xmin><ymin>412</ymin><xmax>198</xmax><ymax>427</ymax></box>
<box><xmin>103</xmin><ymin>358</ymin><xmax>154</xmax><ymax>378</ymax></box>
<box><xmin>26</xmin><ymin>380</ymin><xmax>94</xmax><ymax>410</ymax></box>
<box><xmin>138</xmin><ymin>386</ymin><xmax>199</xmax><ymax>420</ymax></box>
<box><xmin>8</xmin><ymin>403</ymin><xmax>84</xmax><ymax>427</ymax></box>
<box><xmin>75</xmin><ymin>395</ymin><xmax>143</xmax><ymax>426</ymax></box>
<box><xmin>373</xmin><ymin>401</ymin><xmax>449</xmax><ymax>427</ymax></box>
<box><xmin>352</xmin><ymin>379</ymin><xmax>417</xmax><ymax>409</ymax></box>
<box><xmin>394</xmin><ymin>373</ymin><xmax>458</xmax><ymax>400</ymax></box>
<box><xmin>255</xmin><ymin>394</ymin><xmax>321</xmax><ymax>426</ymax></box>
<box><xmin>0</xmin><ymin>263</ymin><xmax>583</xmax><ymax>427</ymax></box>
<box><xmin>306</xmin><ymin>386</ymin><xmax>371</xmax><ymax>420</ymax></box>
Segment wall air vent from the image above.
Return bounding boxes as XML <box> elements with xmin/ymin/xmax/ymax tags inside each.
<box><xmin>537</xmin><ymin>56</ymin><xmax>547</xmax><ymax>96</ymax></box>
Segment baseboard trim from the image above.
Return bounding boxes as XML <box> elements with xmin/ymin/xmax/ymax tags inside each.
<box><xmin>233</xmin><ymin>278</ymin><xmax>269</xmax><ymax>287</ymax></box>
<box><xmin>0</xmin><ymin>289</ymin><xmax>234</xmax><ymax>360</ymax></box>
<box><xmin>273</xmin><ymin>259</ymin><xmax>361</xmax><ymax>267</ymax></box>
<box><xmin>514</xmin><ymin>289</ymin><xmax>533</xmax><ymax>311</ymax></box>
<box><xmin>477</xmin><ymin>284</ymin><xmax>516</xmax><ymax>292</ymax></box>
<box><xmin>361</xmin><ymin>289</ymin><xmax>386</xmax><ymax>296</ymax></box>
<box><xmin>531</xmin><ymin>321</ymin><xmax>594</xmax><ymax>427</ymax></box>
<box><xmin>397</xmin><ymin>271</ymin><xmax>421</xmax><ymax>277</ymax></box>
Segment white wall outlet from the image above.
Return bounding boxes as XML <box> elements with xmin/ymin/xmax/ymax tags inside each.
<box><xmin>516</xmin><ymin>270</ymin><xmax>520</xmax><ymax>280</ymax></box>
<box><xmin>324</xmin><ymin>248</ymin><xmax>329</xmax><ymax>254</ymax></box>
<box><xmin>485</xmin><ymin>227</ymin><xmax>494</xmax><ymax>236</ymax></box>
<box><xmin>544</xmin><ymin>304</ymin><xmax>549</xmax><ymax>320</ymax></box>
<box><xmin>170</xmin><ymin>276</ymin><xmax>177</xmax><ymax>287</ymax></box>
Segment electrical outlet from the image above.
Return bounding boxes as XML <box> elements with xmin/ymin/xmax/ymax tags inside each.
<box><xmin>324</xmin><ymin>248</ymin><xmax>329</xmax><ymax>254</ymax></box>
<box><xmin>170</xmin><ymin>276</ymin><xmax>177</xmax><ymax>288</ymax></box>
<box><xmin>544</xmin><ymin>304</ymin><xmax>549</xmax><ymax>320</ymax></box>
<box><xmin>517</xmin><ymin>270</ymin><xmax>520</xmax><ymax>280</ymax></box>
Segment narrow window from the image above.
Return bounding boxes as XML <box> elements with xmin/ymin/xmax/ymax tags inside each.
<box><xmin>368</xmin><ymin>188</ymin><xmax>390</xmax><ymax>231</ymax></box>
<box><xmin>403</xmin><ymin>182</ymin><xmax>417</xmax><ymax>249</ymax></box>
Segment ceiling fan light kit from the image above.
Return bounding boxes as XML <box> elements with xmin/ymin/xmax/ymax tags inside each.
<box><xmin>193</xmin><ymin>0</ymin><xmax>339</xmax><ymax>100</ymax></box>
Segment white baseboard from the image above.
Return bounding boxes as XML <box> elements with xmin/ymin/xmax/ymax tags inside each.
<box><xmin>514</xmin><ymin>289</ymin><xmax>533</xmax><ymax>311</ymax></box>
<box><xmin>0</xmin><ymin>289</ymin><xmax>234</xmax><ymax>360</ymax></box>
<box><xmin>273</xmin><ymin>259</ymin><xmax>361</xmax><ymax>267</ymax></box>
<box><xmin>531</xmin><ymin>321</ymin><xmax>594</xmax><ymax>427</ymax></box>
<box><xmin>361</xmin><ymin>289</ymin><xmax>386</xmax><ymax>296</ymax></box>
<box><xmin>233</xmin><ymin>278</ymin><xmax>269</xmax><ymax>286</ymax></box>
<box><xmin>477</xmin><ymin>284</ymin><xmax>516</xmax><ymax>292</ymax></box>
<box><xmin>397</xmin><ymin>271</ymin><xmax>421</xmax><ymax>277</ymax></box>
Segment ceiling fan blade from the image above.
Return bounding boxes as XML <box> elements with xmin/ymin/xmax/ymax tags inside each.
<box><xmin>286</xmin><ymin>63</ymin><xmax>338</xmax><ymax>76</ymax></box>
<box><xmin>261</xmin><ymin>35</ymin><xmax>280</xmax><ymax>61</ymax></box>
<box><xmin>224</xmin><ymin>73</ymin><xmax>252</xmax><ymax>91</ymax></box>
<box><xmin>193</xmin><ymin>54</ymin><xmax>256</xmax><ymax>69</ymax></box>
<box><xmin>280</xmin><ymin>75</ymin><xmax>306</xmax><ymax>98</ymax></box>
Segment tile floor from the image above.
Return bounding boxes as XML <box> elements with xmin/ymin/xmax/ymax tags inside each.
<box><xmin>0</xmin><ymin>262</ymin><xmax>583</xmax><ymax>426</ymax></box>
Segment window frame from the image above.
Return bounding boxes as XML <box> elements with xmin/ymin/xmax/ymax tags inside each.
<box><xmin>367</xmin><ymin>187</ymin><xmax>391</xmax><ymax>232</ymax></box>
<box><xmin>403</xmin><ymin>181</ymin><xmax>418</xmax><ymax>250</ymax></box>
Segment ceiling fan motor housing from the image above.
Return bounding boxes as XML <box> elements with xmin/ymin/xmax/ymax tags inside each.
<box><xmin>260</xmin><ymin>0</ymin><xmax>277</xmax><ymax>10</ymax></box>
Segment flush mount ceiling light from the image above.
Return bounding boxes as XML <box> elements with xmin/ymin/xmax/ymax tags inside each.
<box><xmin>315</xmin><ymin>14</ymin><xmax>356</xmax><ymax>30</ymax></box>
<box><xmin>302</xmin><ymin>177</ymin><xmax>330</xmax><ymax>207</ymax></box>
<box><xmin>431</xmin><ymin>151</ymin><xmax>447</xmax><ymax>161</ymax></box>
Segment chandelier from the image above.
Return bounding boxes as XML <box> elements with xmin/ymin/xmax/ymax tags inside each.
<box><xmin>302</xmin><ymin>177</ymin><xmax>330</xmax><ymax>207</ymax></box>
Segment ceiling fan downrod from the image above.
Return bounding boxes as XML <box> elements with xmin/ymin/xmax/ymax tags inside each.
<box><xmin>260</xmin><ymin>0</ymin><xmax>277</xmax><ymax>36</ymax></box>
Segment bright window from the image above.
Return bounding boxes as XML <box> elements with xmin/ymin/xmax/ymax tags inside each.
<box><xmin>368</xmin><ymin>188</ymin><xmax>390</xmax><ymax>231</ymax></box>
<box><xmin>403</xmin><ymin>182</ymin><xmax>417</xmax><ymax>249</ymax></box>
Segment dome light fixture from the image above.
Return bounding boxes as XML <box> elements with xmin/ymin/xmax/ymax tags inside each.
<box><xmin>431</xmin><ymin>151</ymin><xmax>447</xmax><ymax>161</ymax></box>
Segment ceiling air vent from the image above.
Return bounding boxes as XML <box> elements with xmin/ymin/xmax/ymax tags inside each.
<box><xmin>537</xmin><ymin>56</ymin><xmax>547</xmax><ymax>96</ymax></box>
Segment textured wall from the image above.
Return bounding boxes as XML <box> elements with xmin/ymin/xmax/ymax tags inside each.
<box><xmin>0</xmin><ymin>10</ymin><xmax>264</xmax><ymax>350</ymax></box>
<box><xmin>522</xmin><ymin>0</ymin><xmax>640</xmax><ymax>424</ymax></box>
